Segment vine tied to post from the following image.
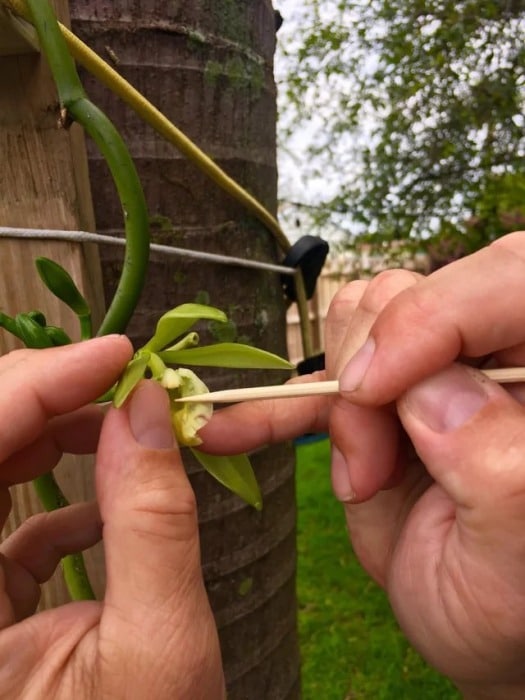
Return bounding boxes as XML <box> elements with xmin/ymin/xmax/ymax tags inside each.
<box><xmin>1</xmin><ymin>0</ymin><xmax>300</xmax><ymax>603</ymax></box>
<box><xmin>1</xmin><ymin>0</ymin><xmax>314</xmax><ymax>359</ymax></box>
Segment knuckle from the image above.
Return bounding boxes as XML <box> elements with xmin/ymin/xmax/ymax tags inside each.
<box><xmin>130</xmin><ymin>470</ymin><xmax>198</xmax><ymax>543</ymax></box>
<box><xmin>361</xmin><ymin>268</ymin><xmax>421</xmax><ymax>314</ymax></box>
<box><xmin>14</xmin><ymin>510</ymin><xmax>49</xmax><ymax>538</ymax></box>
<box><xmin>327</xmin><ymin>280</ymin><xmax>369</xmax><ymax>324</ymax></box>
<box><xmin>374</xmin><ymin>280</ymin><xmax>447</xmax><ymax>344</ymax></box>
<box><xmin>491</xmin><ymin>230</ymin><xmax>525</xmax><ymax>251</ymax></box>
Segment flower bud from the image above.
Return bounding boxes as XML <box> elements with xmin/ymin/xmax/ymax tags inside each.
<box><xmin>35</xmin><ymin>257</ymin><xmax>90</xmax><ymax>316</ymax></box>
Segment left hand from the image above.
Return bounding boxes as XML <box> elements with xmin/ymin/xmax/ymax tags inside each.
<box><xmin>0</xmin><ymin>337</ymin><xmax>225</xmax><ymax>699</ymax></box>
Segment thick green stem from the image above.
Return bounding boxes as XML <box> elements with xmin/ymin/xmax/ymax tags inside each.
<box><xmin>26</xmin><ymin>0</ymin><xmax>149</xmax><ymax>336</ymax></box>
<box><xmin>24</xmin><ymin>0</ymin><xmax>148</xmax><ymax>601</ymax></box>
<box><xmin>33</xmin><ymin>474</ymin><xmax>95</xmax><ymax>601</ymax></box>
<box><xmin>79</xmin><ymin>314</ymin><xmax>92</xmax><ymax>340</ymax></box>
<box><xmin>24</xmin><ymin>0</ymin><xmax>150</xmax><ymax>601</ymax></box>
<box><xmin>66</xmin><ymin>98</ymin><xmax>149</xmax><ymax>336</ymax></box>
<box><xmin>19</xmin><ymin>314</ymin><xmax>96</xmax><ymax>601</ymax></box>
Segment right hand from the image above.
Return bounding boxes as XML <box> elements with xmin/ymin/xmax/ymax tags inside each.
<box><xmin>201</xmin><ymin>231</ymin><xmax>525</xmax><ymax>698</ymax></box>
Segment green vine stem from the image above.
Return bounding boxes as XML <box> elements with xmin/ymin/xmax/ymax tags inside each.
<box><xmin>19</xmin><ymin>0</ymin><xmax>150</xmax><ymax>601</ymax></box>
<box><xmin>13</xmin><ymin>319</ymin><xmax>95</xmax><ymax>601</ymax></box>
<box><xmin>25</xmin><ymin>0</ymin><xmax>150</xmax><ymax>337</ymax></box>
<box><xmin>33</xmin><ymin>474</ymin><xmax>96</xmax><ymax>601</ymax></box>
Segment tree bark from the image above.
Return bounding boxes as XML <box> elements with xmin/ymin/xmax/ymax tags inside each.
<box><xmin>69</xmin><ymin>1</ymin><xmax>300</xmax><ymax>697</ymax></box>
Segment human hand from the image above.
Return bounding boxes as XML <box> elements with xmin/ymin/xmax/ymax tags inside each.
<box><xmin>0</xmin><ymin>337</ymin><xmax>224</xmax><ymax>699</ymax></box>
<box><xmin>200</xmin><ymin>231</ymin><xmax>525</xmax><ymax>698</ymax></box>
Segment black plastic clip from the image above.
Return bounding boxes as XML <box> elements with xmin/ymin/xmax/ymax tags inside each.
<box><xmin>281</xmin><ymin>235</ymin><xmax>329</xmax><ymax>302</ymax></box>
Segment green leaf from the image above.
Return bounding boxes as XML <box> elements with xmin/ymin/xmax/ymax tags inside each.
<box><xmin>145</xmin><ymin>303</ymin><xmax>228</xmax><ymax>351</ymax></box>
<box><xmin>191</xmin><ymin>449</ymin><xmax>262</xmax><ymax>510</ymax></box>
<box><xmin>159</xmin><ymin>343</ymin><xmax>295</xmax><ymax>369</ymax></box>
<box><xmin>35</xmin><ymin>258</ymin><xmax>90</xmax><ymax>316</ymax></box>
<box><xmin>113</xmin><ymin>351</ymin><xmax>150</xmax><ymax>407</ymax></box>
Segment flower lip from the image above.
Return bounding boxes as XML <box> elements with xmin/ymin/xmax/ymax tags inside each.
<box><xmin>161</xmin><ymin>367</ymin><xmax>213</xmax><ymax>446</ymax></box>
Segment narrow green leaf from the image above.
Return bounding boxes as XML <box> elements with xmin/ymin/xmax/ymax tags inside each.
<box><xmin>159</xmin><ymin>343</ymin><xmax>295</xmax><ymax>369</ymax></box>
<box><xmin>35</xmin><ymin>257</ymin><xmax>90</xmax><ymax>316</ymax></box>
<box><xmin>113</xmin><ymin>351</ymin><xmax>150</xmax><ymax>407</ymax></box>
<box><xmin>191</xmin><ymin>449</ymin><xmax>262</xmax><ymax>510</ymax></box>
<box><xmin>145</xmin><ymin>303</ymin><xmax>228</xmax><ymax>351</ymax></box>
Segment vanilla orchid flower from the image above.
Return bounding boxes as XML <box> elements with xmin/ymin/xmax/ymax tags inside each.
<box><xmin>160</xmin><ymin>367</ymin><xmax>212</xmax><ymax>446</ymax></box>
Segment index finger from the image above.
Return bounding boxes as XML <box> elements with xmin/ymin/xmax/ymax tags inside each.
<box><xmin>0</xmin><ymin>335</ymin><xmax>132</xmax><ymax>464</ymax></box>
<box><xmin>199</xmin><ymin>373</ymin><xmax>331</xmax><ymax>455</ymax></box>
<box><xmin>339</xmin><ymin>231</ymin><xmax>525</xmax><ymax>405</ymax></box>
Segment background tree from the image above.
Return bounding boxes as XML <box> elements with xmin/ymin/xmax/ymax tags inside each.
<box><xmin>70</xmin><ymin>1</ymin><xmax>300</xmax><ymax>698</ymax></box>
<box><xmin>278</xmin><ymin>0</ymin><xmax>525</xmax><ymax>249</ymax></box>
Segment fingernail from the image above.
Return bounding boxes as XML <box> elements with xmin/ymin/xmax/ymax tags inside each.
<box><xmin>404</xmin><ymin>365</ymin><xmax>489</xmax><ymax>433</ymax></box>
<box><xmin>331</xmin><ymin>446</ymin><xmax>356</xmax><ymax>502</ymax></box>
<box><xmin>339</xmin><ymin>337</ymin><xmax>375</xmax><ymax>392</ymax></box>
<box><xmin>128</xmin><ymin>381</ymin><xmax>175</xmax><ymax>449</ymax></box>
<box><xmin>85</xmin><ymin>333</ymin><xmax>126</xmax><ymax>343</ymax></box>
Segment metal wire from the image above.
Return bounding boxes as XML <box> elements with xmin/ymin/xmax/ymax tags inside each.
<box><xmin>0</xmin><ymin>226</ymin><xmax>296</xmax><ymax>276</ymax></box>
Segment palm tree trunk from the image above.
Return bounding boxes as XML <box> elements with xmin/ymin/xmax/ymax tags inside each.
<box><xmin>69</xmin><ymin>2</ymin><xmax>300</xmax><ymax>697</ymax></box>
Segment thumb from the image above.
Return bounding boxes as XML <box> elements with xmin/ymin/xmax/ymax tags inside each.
<box><xmin>397</xmin><ymin>363</ymin><xmax>525</xmax><ymax>552</ymax></box>
<box><xmin>96</xmin><ymin>379</ymin><xmax>206</xmax><ymax>629</ymax></box>
<box><xmin>96</xmin><ymin>380</ymin><xmax>224</xmax><ymax>697</ymax></box>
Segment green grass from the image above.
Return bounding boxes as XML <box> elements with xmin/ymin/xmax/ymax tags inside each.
<box><xmin>295</xmin><ymin>437</ymin><xmax>460</xmax><ymax>700</ymax></box>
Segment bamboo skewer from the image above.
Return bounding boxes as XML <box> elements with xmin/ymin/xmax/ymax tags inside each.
<box><xmin>175</xmin><ymin>366</ymin><xmax>525</xmax><ymax>404</ymax></box>
<box><xmin>176</xmin><ymin>380</ymin><xmax>340</xmax><ymax>404</ymax></box>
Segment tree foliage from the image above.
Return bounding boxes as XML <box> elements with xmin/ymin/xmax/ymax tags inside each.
<box><xmin>279</xmin><ymin>0</ymin><xmax>525</xmax><ymax>247</ymax></box>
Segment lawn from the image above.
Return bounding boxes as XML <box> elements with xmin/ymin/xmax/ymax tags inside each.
<box><xmin>295</xmin><ymin>436</ymin><xmax>460</xmax><ymax>700</ymax></box>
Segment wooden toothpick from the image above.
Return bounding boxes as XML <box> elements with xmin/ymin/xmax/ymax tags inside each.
<box><xmin>174</xmin><ymin>366</ymin><xmax>525</xmax><ymax>404</ymax></box>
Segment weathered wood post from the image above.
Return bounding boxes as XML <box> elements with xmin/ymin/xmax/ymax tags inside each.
<box><xmin>0</xmin><ymin>0</ymin><xmax>107</xmax><ymax>604</ymax></box>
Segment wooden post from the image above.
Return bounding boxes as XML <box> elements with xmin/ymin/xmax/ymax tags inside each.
<box><xmin>0</xmin><ymin>0</ymin><xmax>107</xmax><ymax>604</ymax></box>
<box><xmin>0</xmin><ymin>5</ymin><xmax>39</xmax><ymax>55</ymax></box>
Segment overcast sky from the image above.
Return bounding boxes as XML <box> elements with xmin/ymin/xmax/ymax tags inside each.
<box><xmin>274</xmin><ymin>1</ymin><xmax>328</xmax><ymax>206</ymax></box>
<box><xmin>274</xmin><ymin>1</ymin><xmax>358</xmax><ymax>242</ymax></box>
